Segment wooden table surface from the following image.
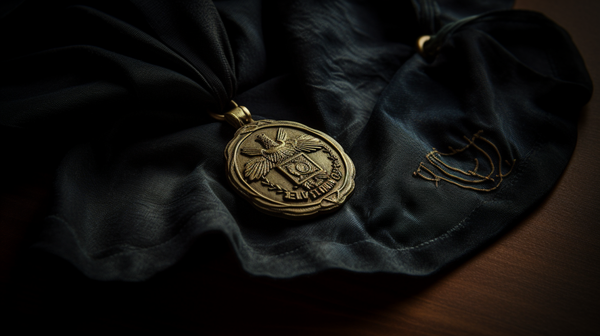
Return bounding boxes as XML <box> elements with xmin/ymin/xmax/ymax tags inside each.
<box><xmin>2</xmin><ymin>0</ymin><xmax>599</xmax><ymax>334</ymax></box>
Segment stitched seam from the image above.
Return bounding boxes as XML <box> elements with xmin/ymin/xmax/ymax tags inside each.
<box><xmin>268</xmin><ymin>136</ymin><xmax>542</xmax><ymax>258</ymax></box>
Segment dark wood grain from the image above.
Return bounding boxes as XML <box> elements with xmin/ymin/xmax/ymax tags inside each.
<box><xmin>2</xmin><ymin>0</ymin><xmax>600</xmax><ymax>335</ymax></box>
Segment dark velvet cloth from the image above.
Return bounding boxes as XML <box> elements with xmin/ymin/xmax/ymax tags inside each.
<box><xmin>0</xmin><ymin>0</ymin><xmax>592</xmax><ymax>280</ymax></box>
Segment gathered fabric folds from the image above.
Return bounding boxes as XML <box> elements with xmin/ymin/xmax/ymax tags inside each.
<box><xmin>0</xmin><ymin>0</ymin><xmax>592</xmax><ymax>280</ymax></box>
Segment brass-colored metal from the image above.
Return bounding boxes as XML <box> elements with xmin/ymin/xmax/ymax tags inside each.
<box><xmin>417</xmin><ymin>35</ymin><xmax>431</xmax><ymax>56</ymax></box>
<box><xmin>209</xmin><ymin>101</ymin><xmax>253</xmax><ymax>129</ymax></box>
<box><xmin>224</xmin><ymin>119</ymin><xmax>355</xmax><ymax>218</ymax></box>
<box><xmin>224</xmin><ymin>105</ymin><xmax>253</xmax><ymax>129</ymax></box>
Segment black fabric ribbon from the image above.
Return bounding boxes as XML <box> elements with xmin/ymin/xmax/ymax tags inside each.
<box><xmin>128</xmin><ymin>0</ymin><xmax>237</xmax><ymax>113</ymax></box>
<box><xmin>412</xmin><ymin>0</ymin><xmax>441</xmax><ymax>35</ymax></box>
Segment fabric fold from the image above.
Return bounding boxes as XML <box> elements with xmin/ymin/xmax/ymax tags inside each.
<box><xmin>0</xmin><ymin>0</ymin><xmax>591</xmax><ymax>280</ymax></box>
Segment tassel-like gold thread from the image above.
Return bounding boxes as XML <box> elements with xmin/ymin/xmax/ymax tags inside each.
<box><xmin>413</xmin><ymin>131</ymin><xmax>516</xmax><ymax>192</ymax></box>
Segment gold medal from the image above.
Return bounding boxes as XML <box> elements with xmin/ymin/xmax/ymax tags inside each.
<box><xmin>212</xmin><ymin>102</ymin><xmax>355</xmax><ymax>218</ymax></box>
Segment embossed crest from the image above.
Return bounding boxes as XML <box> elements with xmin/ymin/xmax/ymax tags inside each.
<box><xmin>225</xmin><ymin>120</ymin><xmax>355</xmax><ymax>218</ymax></box>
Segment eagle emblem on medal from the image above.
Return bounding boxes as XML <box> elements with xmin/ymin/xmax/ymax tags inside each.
<box><xmin>225</xmin><ymin>120</ymin><xmax>355</xmax><ymax>218</ymax></box>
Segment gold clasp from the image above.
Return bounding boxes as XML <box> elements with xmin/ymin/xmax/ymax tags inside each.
<box><xmin>417</xmin><ymin>35</ymin><xmax>431</xmax><ymax>57</ymax></box>
<box><xmin>209</xmin><ymin>101</ymin><xmax>253</xmax><ymax>129</ymax></box>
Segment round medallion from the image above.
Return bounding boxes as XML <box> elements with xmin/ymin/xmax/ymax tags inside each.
<box><xmin>224</xmin><ymin>119</ymin><xmax>355</xmax><ymax>218</ymax></box>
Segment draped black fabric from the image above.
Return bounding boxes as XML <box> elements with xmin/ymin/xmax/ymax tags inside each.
<box><xmin>0</xmin><ymin>0</ymin><xmax>592</xmax><ymax>280</ymax></box>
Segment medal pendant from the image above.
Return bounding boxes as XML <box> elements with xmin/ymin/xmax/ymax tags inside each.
<box><xmin>221</xmin><ymin>109</ymin><xmax>355</xmax><ymax>219</ymax></box>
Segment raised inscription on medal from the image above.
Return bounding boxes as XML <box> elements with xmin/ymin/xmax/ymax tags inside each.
<box><xmin>225</xmin><ymin>120</ymin><xmax>355</xmax><ymax>218</ymax></box>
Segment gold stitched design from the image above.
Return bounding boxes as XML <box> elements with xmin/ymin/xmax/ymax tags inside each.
<box><xmin>413</xmin><ymin>130</ymin><xmax>516</xmax><ymax>192</ymax></box>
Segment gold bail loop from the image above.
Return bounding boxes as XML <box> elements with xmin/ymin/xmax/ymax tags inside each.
<box><xmin>417</xmin><ymin>35</ymin><xmax>431</xmax><ymax>56</ymax></box>
<box><xmin>209</xmin><ymin>101</ymin><xmax>254</xmax><ymax>129</ymax></box>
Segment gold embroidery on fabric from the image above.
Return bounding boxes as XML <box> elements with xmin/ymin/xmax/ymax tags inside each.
<box><xmin>413</xmin><ymin>130</ymin><xmax>515</xmax><ymax>191</ymax></box>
